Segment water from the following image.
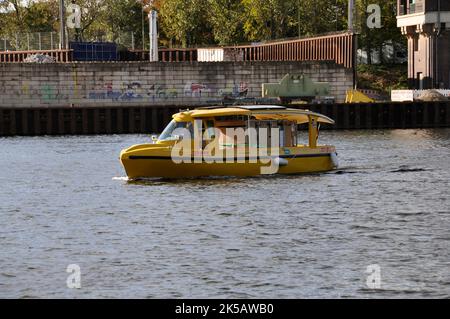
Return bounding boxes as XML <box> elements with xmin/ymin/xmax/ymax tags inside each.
<box><xmin>0</xmin><ymin>129</ymin><xmax>449</xmax><ymax>299</ymax></box>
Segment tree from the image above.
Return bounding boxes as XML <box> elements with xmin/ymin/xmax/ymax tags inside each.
<box><xmin>355</xmin><ymin>0</ymin><xmax>404</xmax><ymax>64</ymax></box>
<box><xmin>65</xmin><ymin>0</ymin><xmax>108</xmax><ymax>41</ymax></box>
<box><xmin>0</xmin><ymin>0</ymin><xmax>26</xmax><ymax>34</ymax></box>
<box><xmin>103</xmin><ymin>0</ymin><xmax>144</xmax><ymax>43</ymax></box>
<box><xmin>208</xmin><ymin>0</ymin><xmax>245</xmax><ymax>45</ymax></box>
<box><xmin>0</xmin><ymin>0</ymin><xmax>58</xmax><ymax>49</ymax></box>
<box><xmin>242</xmin><ymin>0</ymin><xmax>297</xmax><ymax>41</ymax></box>
<box><xmin>298</xmin><ymin>0</ymin><xmax>348</xmax><ymax>36</ymax></box>
<box><xmin>158</xmin><ymin>0</ymin><xmax>211</xmax><ymax>47</ymax></box>
<box><xmin>23</xmin><ymin>1</ymin><xmax>59</xmax><ymax>32</ymax></box>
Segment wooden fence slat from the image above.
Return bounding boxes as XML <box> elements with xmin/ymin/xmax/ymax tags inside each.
<box><xmin>0</xmin><ymin>109</ymin><xmax>3</xmax><ymax>136</ymax></box>
<box><xmin>140</xmin><ymin>107</ymin><xmax>147</xmax><ymax>133</ymax></box>
<box><xmin>21</xmin><ymin>109</ymin><xmax>28</xmax><ymax>135</ymax></box>
<box><xmin>33</xmin><ymin>110</ymin><xmax>41</xmax><ymax>135</ymax></box>
<box><xmin>151</xmin><ymin>107</ymin><xmax>158</xmax><ymax>133</ymax></box>
<box><xmin>70</xmin><ymin>109</ymin><xmax>77</xmax><ymax>134</ymax></box>
<box><xmin>82</xmin><ymin>109</ymin><xmax>88</xmax><ymax>134</ymax></box>
<box><xmin>446</xmin><ymin>101</ymin><xmax>450</xmax><ymax>126</ymax></box>
<box><xmin>117</xmin><ymin>108</ymin><xmax>123</xmax><ymax>133</ymax></box>
<box><xmin>105</xmin><ymin>108</ymin><xmax>112</xmax><ymax>134</ymax></box>
<box><xmin>58</xmin><ymin>109</ymin><xmax>65</xmax><ymax>134</ymax></box>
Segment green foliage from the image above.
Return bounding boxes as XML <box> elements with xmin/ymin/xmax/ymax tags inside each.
<box><xmin>0</xmin><ymin>0</ymin><xmax>405</xmax><ymax>58</ymax></box>
<box><xmin>208</xmin><ymin>0</ymin><xmax>245</xmax><ymax>45</ymax></box>
<box><xmin>299</xmin><ymin>0</ymin><xmax>348</xmax><ymax>36</ymax></box>
<box><xmin>242</xmin><ymin>0</ymin><xmax>295</xmax><ymax>41</ymax></box>
<box><xmin>357</xmin><ymin>64</ymin><xmax>408</xmax><ymax>93</ymax></box>
<box><xmin>159</xmin><ymin>0</ymin><xmax>212</xmax><ymax>47</ymax></box>
<box><xmin>355</xmin><ymin>0</ymin><xmax>405</xmax><ymax>64</ymax></box>
<box><xmin>99</xmin><ymin>0</ymin><xmax>145</xmax><ymax>44</ymax></box>
<box><xmin>23</xmin><ymin>1</ymin><xmax>59</xmax><ymax>32</ymax></box>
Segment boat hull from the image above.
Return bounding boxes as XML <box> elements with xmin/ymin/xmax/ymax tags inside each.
<box><xmin>120</xmin><ymin>146</ymin><xmax>337</xmax><ymax>179</ymax></box>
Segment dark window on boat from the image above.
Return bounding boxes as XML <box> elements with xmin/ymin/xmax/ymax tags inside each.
<box><xmin>204</xmin><ymin>120</ymin><xmax>216</xmax><ymax>140</ymax></box>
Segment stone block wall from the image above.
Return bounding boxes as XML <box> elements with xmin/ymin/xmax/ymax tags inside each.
<box><xmin>0</xmin><ymin>61</ymin><xmax>354</xmax><ymax>107</ymax></box>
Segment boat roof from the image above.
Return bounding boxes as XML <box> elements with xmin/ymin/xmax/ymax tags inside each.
<box><xmin>173</xmin><ymin>105</ymin><xmax>335</xmax><ymax>125</ymax></box>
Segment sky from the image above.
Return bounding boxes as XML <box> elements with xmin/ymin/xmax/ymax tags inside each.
<box><xmin>0</xmin><ymin>1</ymin><xmax>35</xmax><ymax>13</ymax></box>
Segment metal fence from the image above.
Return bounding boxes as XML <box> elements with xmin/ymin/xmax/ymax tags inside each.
<box><xmin>0</xmin><ymin>31</ymin><xmax>356</xmax><ymax>67</ymax></box>
<box><xmin>0</xmin><ymin>49</ymin><xmax>73</xmax><ymax>63</ymax></box>
<box><xmin>232</xmin><ymin>32</ymin><xmax>355</xmax><ymax>68</ymax></box>
<box><xmin>0</xmin><ymin>32</ymin><xmax>60</xmax><ymax>51</ymax></box>
<box><xmin>0</xmin><ymin>31</ymin><xmax>139</xmax><ymax>51</ymax></box>
<box><xmin>128</xmin><ymin>32</ymin><xmax>356</xmax><ymax>67</ymax></box>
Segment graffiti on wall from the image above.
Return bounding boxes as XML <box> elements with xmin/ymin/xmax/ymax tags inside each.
<box><xmin>21</xmin><ymin>83</ymin><xmax>31</xmax><ymax>96</ymax></box>
<box><xmin>88</xmin><ymin>81</ymin><xmax>249</xmax><ymax>101</ymax></box>
<box><xmin>183</xmin><ymin>82</ymin><xmax>214</xmax><ymax>97</ymax></box>
<box><xmin>88</xmin><ymin>82</ymin><xmax>144</xmax><ymax>101</ymax></box>
<box><xmin>183</xmin><ymin>81</ymin><xmax>249</xmax><ymax>99</ymax></box>
<box><xmin>148</xmin><ymin>84</ymin><xmax>178</xmax><ymax>100</ymax></box>
<box><xmin>218</xmin><ymin>82</ymin><xmax>249</xmax><ymax>98</ymax></box>
<box><xmin>10</xmin><ymin>81</ymin><xmax>61</xmax><ymax>101</ymax></box>
<box><xmin>5</xmin><ymin>78</ymin><xmax>251</xmax><ymax>104</ymax></box>
<box><xmin>88</xmin><ymin>82</ymin><xmax>181</xmax><ymax>101</ymax></box>
<box><xmin>41</xmin><ymin>84</ymin><xmax>57</xmax><ymax>101</ymax></box>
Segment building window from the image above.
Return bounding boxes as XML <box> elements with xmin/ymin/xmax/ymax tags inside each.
<box><xmin>413</xmin><ymin>36</ymin><xmax>419</xmax><ymax>52</ymax></box>
<box><xmin>409</xmin><ymin>0</ymin><xmax>416</xmax><ymax>14</ymax></box>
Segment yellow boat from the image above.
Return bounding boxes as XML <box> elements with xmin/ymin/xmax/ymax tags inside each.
<box><xmin>120</xmin><ymin>105</ymin><xmax>338</xmax><ymax>179</ymax></box>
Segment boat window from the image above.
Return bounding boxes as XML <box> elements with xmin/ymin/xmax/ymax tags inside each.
<box><xmin>205</xmin><ymin>120</ymin><xmax>216</xmax><ymax>140</ymax></box>
<box><xmin>158</xmin><ymin>120</ymin><xmax>193</xmax><ymax>141</ymax></box>
<box><xmin>279</xmin><ymin>121</ymin><xmax>298</xmax><ymax>147</ymax></box>
<box><xmin>297</xmin><ymin>124</ymin><xmax>309</xmax><ymax>146</ymax></box>
<box><xmin>248</xmin><ymin>120</ymin><xmax>299</xmax><ymax>148</ymax></box>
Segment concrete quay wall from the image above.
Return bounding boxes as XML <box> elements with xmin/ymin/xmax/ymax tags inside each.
<box><xmin>0</xmin><ymin>61</ymin><xmax>353</xmax><ymax>107</ymax></box>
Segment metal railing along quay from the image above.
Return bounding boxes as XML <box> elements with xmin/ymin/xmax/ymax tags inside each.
<box><xmin>0</xmin><ymin>49</ymin><xmax>73</xmax><ymax>63</ymax></box>
<box><xmin>0</xmin><ymin>32</ymin><xmax>355</xmax><ymax>67</ymax></box>
<box><xmin>232</xmin><ymin>32</ymin><xmax>355</xmax><ymax>68</ymax></box>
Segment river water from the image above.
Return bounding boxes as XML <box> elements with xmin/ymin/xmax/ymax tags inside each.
<box><xmin>0</xmin><ymin>129</ymin><xmax>449</xmax><ymax>299</ymax></box>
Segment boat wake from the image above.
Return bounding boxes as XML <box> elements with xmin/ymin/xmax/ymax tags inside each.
<box><xmin>328</xmin><ymin>166</ymin><xmax>370</xmax><ymax>175</ymax></box>
<box><xmin>332</xmin><ymin>169</ymin><xmax>362</xmax><ymax>175</ymax></box>
<box><xmin>112</xmin><ymin>176</ymin><xmax>130</xmax><ymax>182</ymax></box>
<box><xmin>390</xmin><ymin>167</ymin><xmax>429</xmax><ymax>173</ymax></box>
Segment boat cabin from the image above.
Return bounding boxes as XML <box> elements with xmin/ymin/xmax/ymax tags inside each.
<box><xmin>157</xmin><ymin>105</ymin><xmax>334</xmax><ymax>150</ymax></box>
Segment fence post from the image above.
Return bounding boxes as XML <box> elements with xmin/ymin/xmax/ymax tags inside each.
<box><xmin>38</xmin><ymin>33</ymin><xmax>42</xmax><ymax>50</ymax></box>
<box><xmin>27</xmin><ymin>33</ymin><xmax>30</xmax><ymax>51</ymax></box>
<box><xmin>131</xmin><ymin>32</ymin><xmax>135</xmax><ymax>50</ymax></box>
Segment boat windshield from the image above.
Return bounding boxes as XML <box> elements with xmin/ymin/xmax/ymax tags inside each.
<box><xmin>158</xmin><ymin>120</ymin><xmax>193</xmax><ymax>141</ymax></box>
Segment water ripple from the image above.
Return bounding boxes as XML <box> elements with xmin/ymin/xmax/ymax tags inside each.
<box><xmin>0</xmin><ymin>130</ymin><xmax>449</xmax><ymax>298</ymax></box>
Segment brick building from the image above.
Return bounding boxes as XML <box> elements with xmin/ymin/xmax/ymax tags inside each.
<box><xmin>397</xmin><ymin>0</ymin><xmax>450</xmax><ymax>89</ymax></box>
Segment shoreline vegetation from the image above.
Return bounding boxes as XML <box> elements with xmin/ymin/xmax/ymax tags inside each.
<box><xmin>357</xmin><ymin>64</ymin><xmax>408</xmax><ymax>94</ymax></box>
